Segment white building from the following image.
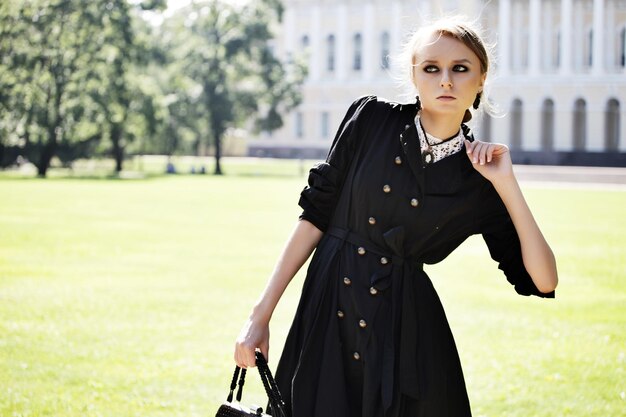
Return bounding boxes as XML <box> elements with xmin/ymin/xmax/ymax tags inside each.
<box><xmin>249</xmin><ymin>0</ymin><xmax>626</xmax><ymax>166</ymax></box>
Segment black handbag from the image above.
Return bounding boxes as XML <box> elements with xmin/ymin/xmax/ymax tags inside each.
<box><xmin>215</xmin><ymin>351</ymin><xmax>288</xmax><ymax>417</ymax></box>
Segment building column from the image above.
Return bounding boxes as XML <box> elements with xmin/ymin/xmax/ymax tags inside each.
<box><xmin>559</xmin><ymin>0</ymin><xmax>573</xmax><ymax>75</ymax></box>
<box><xmin>525</xmin><ymin>97</ymin><xmax>542</xmax><ymax>151</ymax></box>
<box><xmin>363</xmin><ymin>3</ymin><xmax>375</xmax><ymax>80</ymax></box>
<box><xmin>592</xmin><ymin>0</ymin><xmax>605</xmax><ymax>75</ymax></box>
<box><xmin>310</xmin><ymin>5</ymin><xmax>321</xmax><ymax>81</ymax></box>
<box><xmin>336</xmin><ymin>3</ymin><xmax>348</xmax><ymax>81</ymax></box>
<box><xmin>391</xmin><ymin>1</ymin><xmax>402</xmax><ymax>59</ymax></box>
<box><xmin>283</xmin><ymin>8</ymin><xmax>296</xmax><ymax>57</ymax></box>
<box><xmin>555</xmin><ymin>93</ymin><xmax>574</xmax><ymax>151</ymax></box>
<box><xmin>512</xmin><ymin>1</ymin><xmax>523</xmax><ymax>71</ymax></box>
<box><xmin>498</xmin><ymin>0</ymin><xmax>511</xmax><ymax>77</ymax></box>
<box><xmin>605</xmin><ymin>0</ymin><xmax>615</xmax><ymax>70</ymax></box>
<box><xmin>528</xmin><ymin>0</ymin><xmax>541</xmax><ymax>75</ymax></box>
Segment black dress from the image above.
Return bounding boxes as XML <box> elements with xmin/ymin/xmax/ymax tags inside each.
<box><xmin>272</xmin><ymin>96</ymin><xmax>554</xmax><ymax>417</ymax></box>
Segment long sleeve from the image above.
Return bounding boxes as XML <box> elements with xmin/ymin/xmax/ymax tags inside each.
<box><xmin>298</xmin><ymin>95</ymin><xmax>377</xmax><ymax>232</ymax></box>
<box><xmin>477</xmin><ymin>182</ymin><xmax>555</xmax><ymax>298</ymax></box>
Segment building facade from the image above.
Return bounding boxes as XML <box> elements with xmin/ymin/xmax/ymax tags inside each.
<box><xmin>249</xmin><ymin>0</ymin><xmax>626</xmax><ymax>166</ymax></box>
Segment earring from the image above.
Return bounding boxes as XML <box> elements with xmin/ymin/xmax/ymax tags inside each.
<box><xmin>472</xmin><ymin>92</ymin><xmax>482</xmax><ymax>110</ymax></box>
<box><xmin>415</xmin><ymin>95</ymin><xmax>421</xmax><ymax>111</ymax></box>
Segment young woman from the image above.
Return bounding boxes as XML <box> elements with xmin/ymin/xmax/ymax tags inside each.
<box><xmin>235</xmin><ymin>17</ymin><xmax>558</xmax><ymax>417</ymax></box>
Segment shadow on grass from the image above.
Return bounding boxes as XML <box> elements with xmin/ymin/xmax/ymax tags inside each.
<box><xmin>0</xmin><ymin>170</ymin><xmax>166</xmax><ymax>181</ymax></box>
<box><xmin>0</xmin><ymin>170</ymin><xmax>307</xmax><ymax>181</ymax></box>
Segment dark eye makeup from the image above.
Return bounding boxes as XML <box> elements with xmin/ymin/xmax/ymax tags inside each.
<box><xmin>422</xmin><ymin>64</ymin><xmax>470</xmax><ymax>73</ymax></box>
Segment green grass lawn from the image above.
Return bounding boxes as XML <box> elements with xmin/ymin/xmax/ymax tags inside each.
<box><xmin>0</xmin><ymin>164</ymin><xmax>624</xmax><ymax>417</ymax></box>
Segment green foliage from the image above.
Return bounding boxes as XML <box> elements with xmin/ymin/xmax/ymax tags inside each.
<box><xmin>0</xmin><ymin>176</ymin><xmax>624</xmax><ymax>416</ymax></box>
<box><xmin>162</xmin><ymin>0</ymin><xmax>305</xmax><ymax>174</ymax></box>
<box><xmin>1</xmin><ymin>0</ymin><xmax>299</xmax><ymax>176</ymax></box>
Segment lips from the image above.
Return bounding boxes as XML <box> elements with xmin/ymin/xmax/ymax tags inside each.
<box><xmin>437</xmin><ymin>95</ymin><xmax>456</xmax><ymax>100</ymax></box>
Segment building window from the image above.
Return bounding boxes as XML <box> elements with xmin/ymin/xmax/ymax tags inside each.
<box><xmin>353</xmin><ymin>33</ymin><xmax>362</xmax><ymax>71</ymax></box>
<box><xmin>617</xmin><ymin>27</ymin><xmax>626</xmax><ymax>68</ymax></box>
<box><xmin>605</xmin><ymin>98</ymin><xmax>621</xmax><ymax>151</ymax></box>
<box><xmin>327</xmin><ymin>34</ymin><xmax>335</xmax><ymax>72</ymax></box>
<box><xmin>295</xmin><ymin>112</ymin><xmax>304</xmax><ymax>139</ymax></box>
<box><xmin>587</xmin><ymin>28</ymin><xmax>593</xmax><ymax>68</ymax></box>
<box><xmin>301</xmin><ymin>35</ymin><xmax>309</xmax><ymax>49</ymax></box>
<box><xmin>381</xmin><ymin>31</ymin><xmax>390</xmax><ymax>69</ymax></box>
<box><xmin>321</xmin><ymin>112</ymin><xmax>329</xmax><ymax>139</ymax></box>
<box><xmin>510</xmin><ymin>98</ymin><xmax>523</xmax><ymax>150</ymax></box>
<box><xmin>573</xmin><ymin>98</ymin><xmax>587</xmax><ymax>151</ymax></box>
<box><xmin>541</xmin><ymin>98</ymin><xmax>555</xmax><ymax>151</ymax></box>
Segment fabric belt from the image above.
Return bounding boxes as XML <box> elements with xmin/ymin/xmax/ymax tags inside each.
<box><xmin>327</xmin><ymin>225</ymin><xmax>424</xmax><ymax>411</ymax></box>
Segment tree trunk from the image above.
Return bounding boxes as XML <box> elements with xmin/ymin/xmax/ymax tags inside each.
<box><xmin>111</xmin><ymin>123</ymin><xmax>124</xmax><ymax>173</ymax></box>
<box><xmin>37</xmin><ymin>139</ymin><xmax>56</xmax><ymax>177</ymax></box>
<box><xmin>213</xmin><ymin>127</ymin><xmax>223</xmax><ymax>175</ymax></box>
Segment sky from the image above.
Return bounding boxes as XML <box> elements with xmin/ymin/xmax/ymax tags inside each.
<box><xmin>142</xmin><ymin>0</ymin><xmax>246</xmax><ymax>25</ymax></box>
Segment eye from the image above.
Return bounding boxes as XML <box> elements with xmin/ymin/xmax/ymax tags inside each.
<box><xmin>453</xmin><ymin>65</ymin><xmax>469</xmax><ymax>72</ymax></box>
<box><xmin>423</xmin><ymin>65</ymin><xmax>439</xmax><ymax>73</ymax></box>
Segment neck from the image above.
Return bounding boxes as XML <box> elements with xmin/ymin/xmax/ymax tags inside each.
<box><xmin>418</xmin><ymin>111</ymin><xmax>464</xmax><ymax>139</ymax></box>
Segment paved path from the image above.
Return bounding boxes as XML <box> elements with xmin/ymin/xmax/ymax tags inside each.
<box><xmin>513</xmin><ymin>165</ymin><xmax>626</xmax><ymax>190</ymax></box>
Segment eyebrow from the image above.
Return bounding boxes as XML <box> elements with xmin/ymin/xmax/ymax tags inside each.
<box><xmin>418</xmin><ymin>59</ymin><xmax>473</xmax><ymax>65</ymax></box>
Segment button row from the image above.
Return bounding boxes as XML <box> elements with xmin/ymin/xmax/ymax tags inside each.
<box><xmin>342</xmin><ymin>276</ymin><xmax>379</xmax><ymax>296</ymax></box>
<box><xmin>336</xmin><ymin>311</ymin><xmax>368</xmax><ymax>329</ymax></box>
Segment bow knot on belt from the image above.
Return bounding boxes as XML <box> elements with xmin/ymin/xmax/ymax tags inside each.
<box><xmin>326</xmin><ymin>225</ymin><xmax>424</xmax><ymax>411</ymax></box>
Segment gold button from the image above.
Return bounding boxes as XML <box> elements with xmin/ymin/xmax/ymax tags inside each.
<box><xmin>411</xmin><ymin>198</ymin><xmax>419</xmax><ymax>207</ymax></box>
<box><xmin>368</xmin><ymin>216</ymin><xmax>376</xmax><ymax>225</ymax></box>
<box><xmin>357</xmin><ymin>247</ymin><xmax>366</xmax><ymax>255</ymax></box>
<box><xmin>343</xmin><ymin>277</ymin><xmax>352</xmax><ymax>286</ymax></box>
<box><xmin>337</xmin><ymin>310</ymin><xmax>345</xmax><ymax>318</ymax></box>
<box><xmin>394</xmin><ymin>156</ymin><xmax>402</xmax><ymax>165</ymax></box>
<box><xmin>359</xmin><ymin>319</ymin><xmax>367</xmax><ymax>328</ymax></box>
<box><xmin>380</xmin><ymin>257</ymin><xmax>389</xmax><ymax>265</ymax></box>
<box><xmin>369</xmin><ymin>287</ymin><xmax>378</xmax><ymax>295</ymax></box>
<box><xmin>353</xmin><ymin>352</ymin><xmax>361</xmax><ymax>360</ymax></box>
<box><xmin>383</xmin><ymin>184</ymin><xmax>391</xmax><ymax>193</ymax></box>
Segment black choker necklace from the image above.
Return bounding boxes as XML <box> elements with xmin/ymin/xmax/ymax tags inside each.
<box><xmin>416</xmin><ymin>118</ymin><xmax>462</xmax><ymax>166</ymax></box>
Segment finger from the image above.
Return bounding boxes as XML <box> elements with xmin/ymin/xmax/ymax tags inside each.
<box><xmin>260</xmin><ymin>342</ymin><xmax>270</xmax><ymax>364</ymax></box>
<box><xmin>486</xmin><ymin>145</ymin><xmax>495</xmax><ymax>163</ymax></box>
<box><xmin>479</xmin><ymin>143</ymin><xmax>489</xmax><ymax>165</ymax></box>
<box><xmin>244</xmin><ymin>344</ymin><xmax>257</xmax><ymax>368</ymax></box>
<box><xmin>236</xmin><ymin>341</ymin><xmax>256</xmax><ymax>368</ymax></box>
<box><xmin>471</xmin><ymin>142</ymin><xmax>482</xmax><ymax>163</ymax></box>
<box><xmin>234</xmin><ymin>343</ymin><xmax>246</xmax><ymax>368</ymax></box>
<box><xmin>464</xmin><ymin>139</ymin><xmax>473</xmax><ymax>155</ymax></box>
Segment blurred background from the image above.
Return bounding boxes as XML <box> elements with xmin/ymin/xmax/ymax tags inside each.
<box><xmin>1</xmin><ymin>1</ymin><xmax>625</xmax><ymax>417</ymax></box>
<box><xmin>1</xmin><ymin>0</ymin><xmax>625</xmax><ymax>178</ymax></box>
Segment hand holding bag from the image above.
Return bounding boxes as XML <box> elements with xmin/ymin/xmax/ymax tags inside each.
<box><xmin>215</xmin><ymin>351</ymin><xmax>288</xmax><ymax>417</ymax></box>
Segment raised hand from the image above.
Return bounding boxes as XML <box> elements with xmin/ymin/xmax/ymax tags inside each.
<box><xmin>464</xmin><ymin>139</ymin><xmax>514</xmax><ymax>183</ymax></box>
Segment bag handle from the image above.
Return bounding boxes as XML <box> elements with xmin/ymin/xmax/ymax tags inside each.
<box><xmin>255</xmin><ymin>351</ymin><xmax>287</xmax><ymax>417</ymax></box>
<box><xmin>226</xmin><ymin>366</ymin><xmax>247</xmax><ymax>402</ymax></box>
<box><xmin>224</xmin><ymin>351</ymin><xmax>288</xmax><ymax>417</ymax></box>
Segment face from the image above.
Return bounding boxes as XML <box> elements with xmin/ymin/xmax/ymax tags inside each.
<box><xmin>412</xmin><ymin>33</ymin><xmax>486</xmax><ymax>119</ymax></box>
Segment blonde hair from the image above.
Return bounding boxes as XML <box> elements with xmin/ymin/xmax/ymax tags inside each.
<box><xmin>394</xmin><ymin>15</ymin><xmax>497</xmax><ymax>122</ymax></box>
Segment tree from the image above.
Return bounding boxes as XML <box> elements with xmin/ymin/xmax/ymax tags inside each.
<box><xmin>88</xmin><ymin>0</ymin><xmax>166</xmax><ymax>173</ymax></box>
<box><xmin>0</xmin><ymin>0</ymin><xmax>165</xmax><ymax>176</ymax></box>
<box><xmin>169</xmin><ymin>0</ymin><xmax>305</xmax><ymax>175</ymax></box>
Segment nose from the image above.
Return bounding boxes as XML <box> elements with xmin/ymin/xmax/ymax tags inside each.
<box><xmin>440</xmin><ymin>70</ymin><xmax>453</xmax><ymax>88</ymax></box>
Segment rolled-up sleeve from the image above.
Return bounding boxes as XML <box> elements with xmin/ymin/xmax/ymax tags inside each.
<box><xmin>298</xmin><ymin>95</ymin><xmax>376</xmax><ymax>232</ymax></box>
<box><xmin>477</xmin><ymin>183</ymin><xmax>555</xmax><ymax>299</ymax></box>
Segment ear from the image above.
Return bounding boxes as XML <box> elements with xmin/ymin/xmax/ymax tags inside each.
<box><xmin>479</xmin><ymin>73</ymin><xmax>486</xmax><ymax>91</ymax></box>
